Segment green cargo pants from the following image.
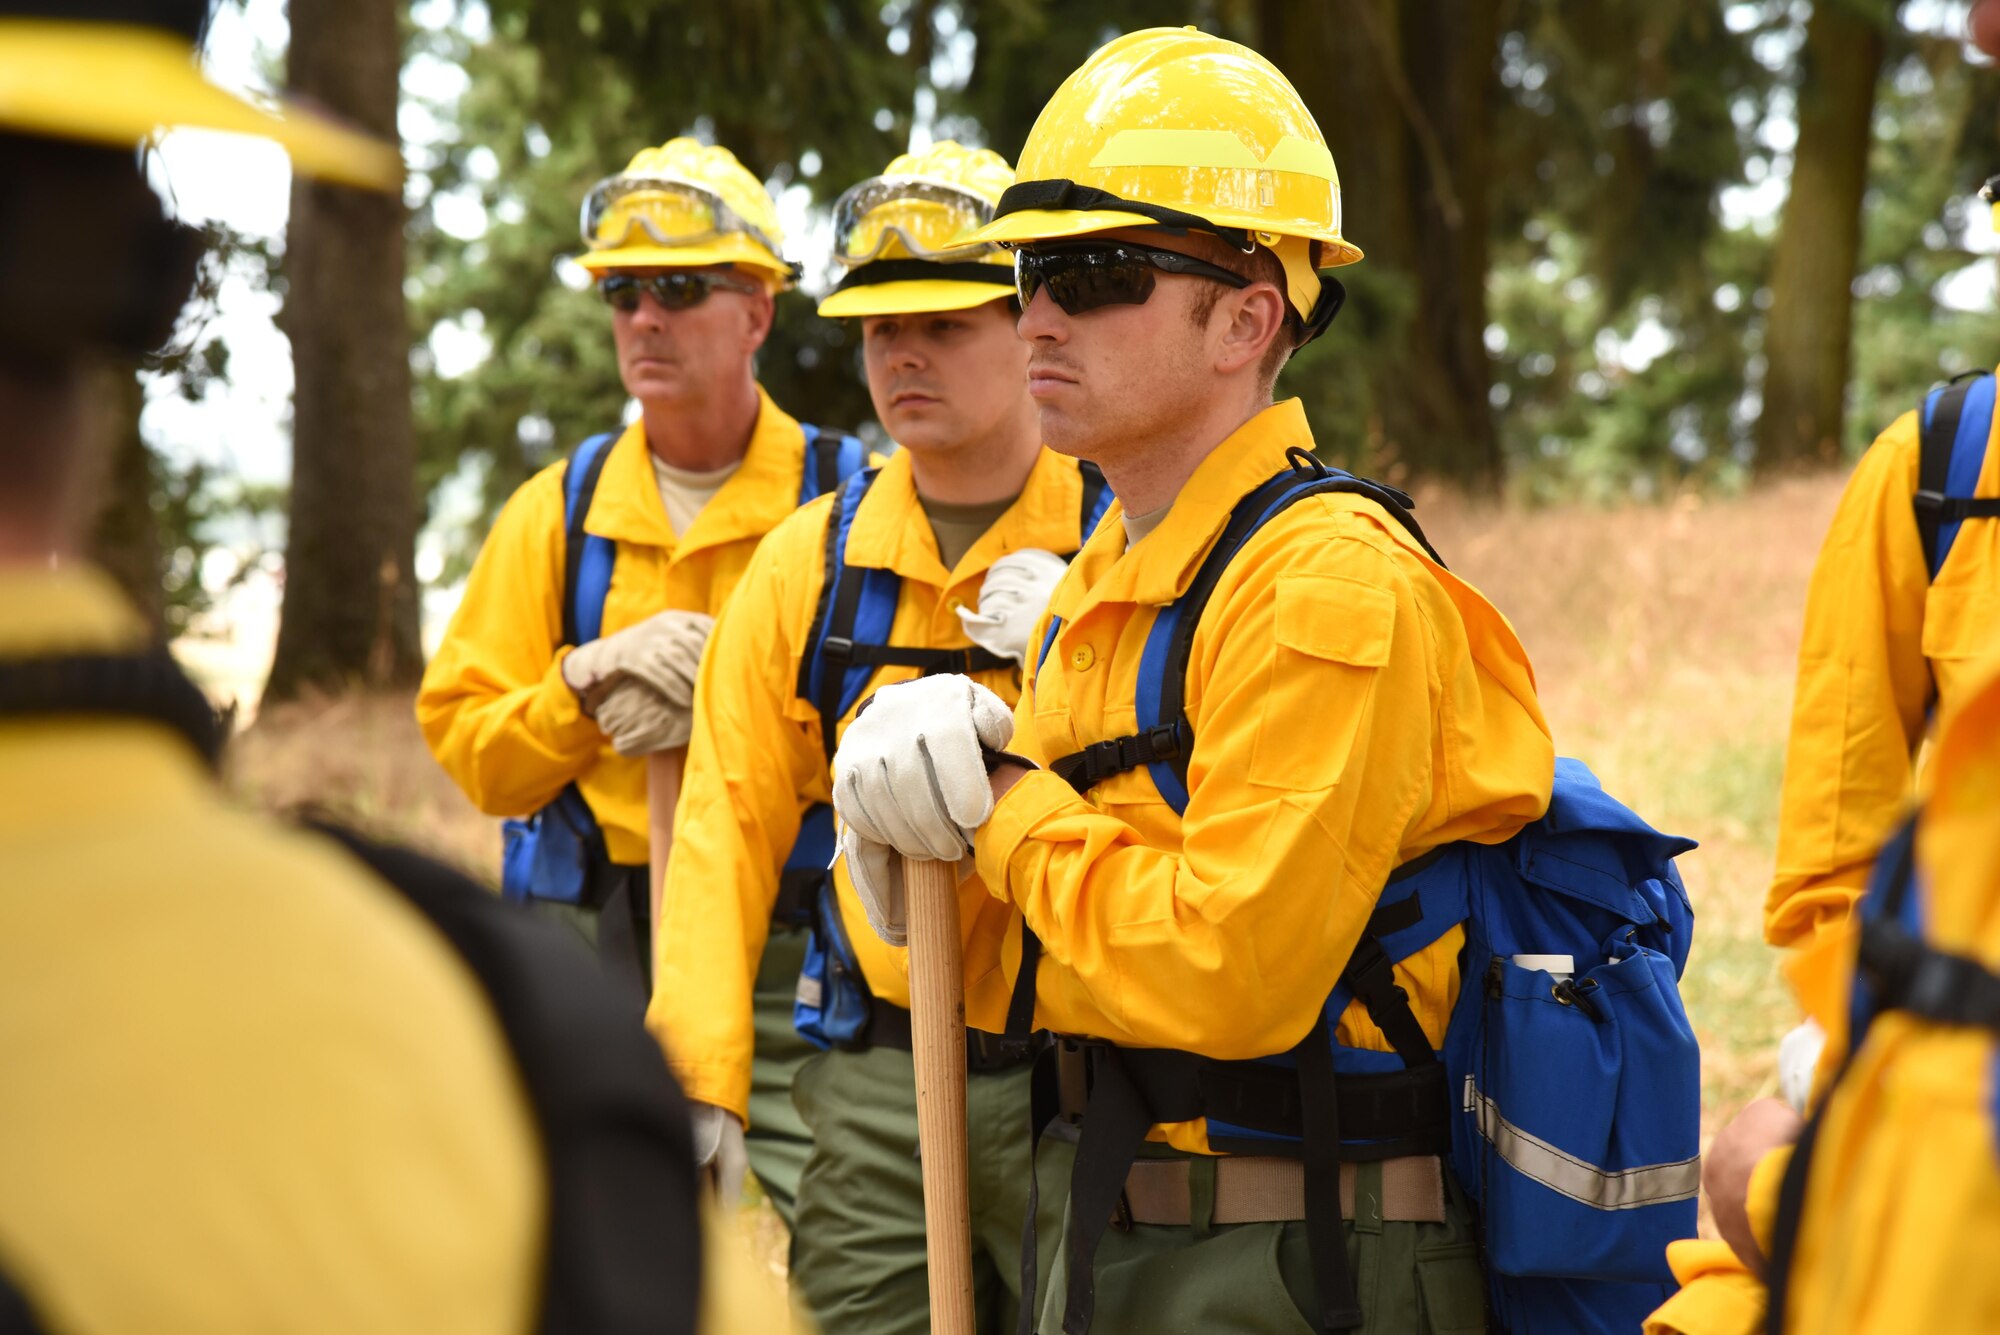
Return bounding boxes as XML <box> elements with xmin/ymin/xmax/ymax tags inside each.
<box><xmin>789</xmin><ymin>1042</ymin><xmax>1061</xmax><ymax>1335</ymax></box>
<box><xmin>535</xmin><ymin>892</ymin><xmax>815</xmax><ymax>1229</ymax></box>
<box><xmin>743</xmin><ymin>922</ymin><xmax>815</xmax><ymax>1228</ymax></box>
<box><xmin>1030</xmin><ymin>1137</ymin><xmax>1488</xmax><ymax>1335</ymax></box>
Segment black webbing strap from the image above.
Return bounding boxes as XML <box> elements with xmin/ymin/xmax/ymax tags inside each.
<box><xmin>772</xmin><ymin>867</ymin><xmax>821</xmax><ymax>930</ymax></box>
<box><xmin>810</xmin><ymin>427</ymin><xmax>840</xmax><ymax>498</ymax></box>
<box><xmin>821</xmin><ymin>638</ymin><xmax>1011</xmax><ymax>677</ymax></box>
<box><xmin>1077</xmin><ymin>460</ymin><xmax>1108</xmax><ymax>540</ymax></box>
<box><xmin>0</xmin><ymin>1263</ymin><xmax>48</xmax><ymax>1335</ymax></box>
<box><xmin>1048</xmin><ymin>723</ymin><xmax>1186</xmax><ymax>793</ymax></box>
<box><xmin>1296</xmin><ymin>1014</ymin><xmax>1362</xmax><ymax>1330</ymax></box>
<box><xmin>1916</xmin><ymin>375</ymin><xmax>1975</xmax><ymax>576</ymax></box>
<box><xmin>830</xmin><ymin>258</ymin><xmax>1015</xmax><ymax>291</ymax></box>
<box><xmin>1060</xmin><ymin>1046</ymin><xmax>1164</xmax><ymax>1335</ymax></box>
<box><xmin>0</xmin><ymin>649</ymin><xmax>223</xmax><ymax>769</ymax></box>
<box><xmin>860</xmin><ymin>995</ymin><xmax>1041</xmax><ymax>1071</ymax></box>
<box><xmin>561</xmin><ymin>438</ymin><xmax>618</xmax><ymax>649</ymax></box>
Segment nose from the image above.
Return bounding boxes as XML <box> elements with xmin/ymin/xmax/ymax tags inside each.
<box><xmin>885</xmin><ymin>330</ymin><xmax>927</xmax><ymax>375</ymax></box>
<box><xmin>629</xmin><ymin>290</ymin><xmax>671</xmax><ymax>332</ymax></box>
<box><xmin>1017</xmin><ymin>286</ymin><xmax>1067</xmax><ymax>344</ymax></box>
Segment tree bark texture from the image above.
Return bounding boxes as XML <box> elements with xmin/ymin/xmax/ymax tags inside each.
<box><xmin>1263</xmin><ymin>0</ymin><xmax>1503</xmax><ymax>489</ymax></box>
<box><xmin>1756</xmin><ymin>0</ymin><xmax>1887</xmax><ymax>471</ymax></box>
<box><xmin>86</xmin><ymin>370</ymin><xmax>165</xmax><ymax>635</ymax></box>
<box><xmin>265</xmin><ymin>0</ymin><xmax>422</xmax><ymax>701</ymax></box>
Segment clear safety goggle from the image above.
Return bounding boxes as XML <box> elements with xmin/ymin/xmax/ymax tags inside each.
<box><xmin>579</xmin><ymin>172</ymin><xmax>782</xmax><ymax>257</ymax></box>
<box><xmin>830</xmin><ymin>175</ymin><xmax>998</xmax><ymax>266</ymax></box>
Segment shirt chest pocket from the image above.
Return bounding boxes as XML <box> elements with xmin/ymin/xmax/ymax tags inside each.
<box><xmin>1246</xmin><ymin>573</ymin><xmax>1395</xmax><ymax>792</ymax></box>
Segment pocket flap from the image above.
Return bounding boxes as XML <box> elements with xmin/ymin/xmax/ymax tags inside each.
<box><xmin>1274</xmin><ymin>572</ymin><xmax>1395</xmax><ymax>667</ymax></box>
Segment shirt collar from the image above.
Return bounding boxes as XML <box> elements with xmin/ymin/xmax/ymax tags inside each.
<box><xmin>844</xmin><ymin>446</ymin><xmax>1099</xmax><ymax>589</ymax></box>
<box><xmin>584</xmin><ymin>384</ymin><xmax>806</xmax><ymax>558</ymax></box>
<box><xmin>0</xmin><ymin>563</ymin><xmax>147</xmax><ymax>656</ymax></box>
<box><xmin>1050</xmin><ymin>397</ymin><xmax>1313</xmax><ymax>620</ymax></box>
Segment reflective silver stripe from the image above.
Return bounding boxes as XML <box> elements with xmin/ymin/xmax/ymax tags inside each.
<box><xmin>1463</xmin><ymin>1076</ymin><xmax>1700</xmax><ymax>1210</ymax></box>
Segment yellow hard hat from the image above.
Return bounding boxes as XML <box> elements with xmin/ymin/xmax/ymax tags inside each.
<box><xmin>0</xmin><ymin>4</ymin><xmax>402</xmax><ymax>191</ymax></box>
<box><xmin>577</xmin><ymin>137</ymin><xmax>797</xmax><ymax>288</ymax></box>
<box><xmin>817</xmin><ymin>141</ymin><xmax>1017</xmax><ymax>318</ymax></box>
<box><xmin>961</xmin><ymin>27</ymin><xmax>1359</xmax><ymax>339</ymax></box>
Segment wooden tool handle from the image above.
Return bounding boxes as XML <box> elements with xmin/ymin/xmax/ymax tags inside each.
<box><xmin>646</xmin><ymin>746</ymin><xmax>687</xmax><ymax>954</ymax></box>
<box><xmin>904</xmin><ymin>853</ymin><xmax>976</xmax><ymax>1335</ymax></box>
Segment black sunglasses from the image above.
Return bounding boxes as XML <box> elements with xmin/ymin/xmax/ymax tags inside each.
<box><xmin>1014</xmin><ymin>241</ymin><xmax>1251</xmax><ymax>316</ymax></box>
<box><xmin>598</xmin><ymin>271</ymin><xmax>763</xmax><ymax>313</ymax></box>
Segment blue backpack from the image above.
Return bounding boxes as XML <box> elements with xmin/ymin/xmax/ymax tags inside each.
<box><xmin>499</xmin><ymin>424</ymin><xmax>869</xmax><ymax>904</ymax></box>
<box><xmin>791</xmin><ymin>460</ymin><xmax>1114</xmax><ymax>1048</ymax></box>
<box><xmin>1915</xmin><ymin>370</ymin><xmax>2000</xmax><ymax>578</ymax></box>
<box><xmin>1017</xmin><ymin>450</ymin><xmax>1700</xmax><ymax>1335</ymax></box>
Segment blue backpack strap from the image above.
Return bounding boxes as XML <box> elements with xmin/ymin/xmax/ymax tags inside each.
<box><xmin>1050</xmin><ymin>448</ymin><xmax>1437</xmax><ymax>809</ymax></box>
<box><xmin>796</xmin><ymin>469</ymin><xmax>900</xmax><ymax>762</ymax></box>
<box><xmin>561</xmin><ymin>432</ymin><xmax>620</xmax><ymax>646</ymax></box>
<box><xmin>1916</xmin><ymin>371</ymin><xmax>2000</xmax><ymax>577</ymax></box>
<box><xmin>798</xmin><ymin>422</ymin><xmax>870</xmax><ymax>505</ymax></box>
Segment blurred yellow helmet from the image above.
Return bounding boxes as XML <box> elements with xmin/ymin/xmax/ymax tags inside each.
<box><xmin>577</xmin><ymin>137</ymin><xmax>796</xmax><ymax>288</ymax></box>
<box><xmin>818</xmin><ymin>141</ymin><xmax>1017</xmax><ymax>318</ymax></box>
<box><xmin>0</xmin><ymin>4</ymin><xmax>400</xmax><ymax>191</ymax></box>
<box><xmin>961</xmin><ymin>27</ymin><xmax>1359</xmax><ymax>339</ymax></box>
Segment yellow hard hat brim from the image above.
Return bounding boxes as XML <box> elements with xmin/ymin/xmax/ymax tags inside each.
<box><xmin>959</xmin><ymin>207</ymin><xmax>1165</xmax><ymax>249</ymax></box>
<box><xmin>574</xmin><ymin>242</ymin><xmax>795</xmax><ymax>289</ymax></box>
<box><xmin>817</xmin><ymin>279</ymin><xmax>1013</xmax><ymax>319</ymax></box>
<box><xmin>0</xmin><ymin>20</ymin><xmax>402</xmax><ymax>192</ymax></box>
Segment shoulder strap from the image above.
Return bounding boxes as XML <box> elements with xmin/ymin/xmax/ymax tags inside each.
<box><xmin>561</xmin><ymin>432</ymin><xmax>620</xmax><ymax>647</ymax></box>
<box><xmin>0</xmin><ymin>649</ymin><xmax>223</xmax><ymax>768</ymax></box>
<box><xmin>0</xmin><ymin>1264</ymin><xmax>47</xmax><ymax>1335</ymax></box>
<box><xmin>1915</xmin><ymin>372</ymin><xmax>2000</xmax><ymax>578</ymax></box>
<box><xmin>315</xmin><ymin>825</ymin><xmax>703</xmax><ymax>1335</ymax></box>
<box><xmin>794</xmin><ymin>467</ymin><xmax>1009</xmax><ymax>764</ymax></box>
<box><xmin>1076</xmin><ymin>459</ymin><xmax>1113</xmax><ymax>545</ymax></box>
<box><xmin>1050</xmin><ymin>450</ymin><xmax>1438</xmax><ymax>809</ymax></box>
<box><xmin>798</xmin><ymin>423</ymin><xmax>869</xmax><ymax>506</ymax></box>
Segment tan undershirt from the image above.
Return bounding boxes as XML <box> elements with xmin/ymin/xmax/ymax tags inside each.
<box><xmin>918</xmin><ymin>492</ymin><xmax>1019</xmax><ymax>571</ymax></box>
<box><xmin>651</xmin><ymin>454</ymin><xmax>743</xmax><ymax>538</ymax></box>
<box><xmin>1121</xmin><ymin>501</ymin><xmax>1172</xmax><ymax>550</ymax></box>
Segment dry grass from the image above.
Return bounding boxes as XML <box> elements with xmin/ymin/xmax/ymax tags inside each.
<box><xmin>227</xmin><ymin>470</ymin><xmax>1849</xmax><ymax>1248</ymax></box>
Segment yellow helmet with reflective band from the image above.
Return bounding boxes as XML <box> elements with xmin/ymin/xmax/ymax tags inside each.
<box><xmin>960</xmin><ymin>26</ymin><xmax>1359</xmax><ymax>339</ymax></box>
<box><xmin>578</xmin><ymin>137</ymin><xmax>796</xmax><ymax>287</ymax></box>
<box><xmin>0</xmin><ymin>6</ymin><xmax>400</xmax><ymax>191</ymax></box>
<box><xmin>818</xmin><ymin>141</ymin><xmax>1017</xmax><ymax>318</ymax></box>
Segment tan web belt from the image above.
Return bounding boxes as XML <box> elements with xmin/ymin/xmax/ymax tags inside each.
<box><xmin>1121</xmin><ymin>1153</ymin><xmax>1447</xmax><ymax>1227</ymax></box>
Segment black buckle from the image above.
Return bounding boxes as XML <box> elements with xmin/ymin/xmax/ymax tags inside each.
<box><xmin>1914</xmin><ymin>489</ymin><xmax>1948</xmax><ymax>515</ymax></box>
<box><xmin>1343</xmin><ymin>937</ymin><xmax>1405</xmax><ymax>1008</ymax></box>
<box><xmin>823</xmin><ymin>636</ymin><xmax>855</xmax><ymax>667</ymax></box>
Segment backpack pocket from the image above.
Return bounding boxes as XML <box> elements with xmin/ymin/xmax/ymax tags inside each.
<box><xmin>498</xmin><ymin>786</ymin><xmax>597</xmax><ymax>904</ymax></box>
<box><xmin>792</xmin><ymin>877</ymin><xmax>875</xmax><ymax>1050</ymax></box>
<box><xmin>1447</xmin><ymin>946</ymin><xmax>1699</xmax><ymax>1286</ymax></box>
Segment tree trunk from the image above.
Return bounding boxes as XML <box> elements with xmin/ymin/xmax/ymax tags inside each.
<box><xmin>1263</xmin><ymin>0</ymin><xmax>1502</xmax><ymax>490</ymax></box>
<box><xmin>1756</xmin><ymin>0</ymin><xmax>1887</xmax><ymax>472</ymax></box>
<box><xmin>265</xmin><ymin>0</ymin><xmax>422</xmax><ymax>702</ymax></box>
<box><xmin>86</xmin><ymin>370</ymin><xmax>165</xmax><ymax>635</ymax></box>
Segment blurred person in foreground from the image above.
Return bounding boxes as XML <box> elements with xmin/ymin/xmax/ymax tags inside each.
<box><xmin>416</xmin><ymin>136</ymin><xmax>865</xmax><ymax>1226</ymax></box>
<box><xmin>1648</xmin><ymin>5</ymin><xmax>2000</xmax><ymax>1332</ymax></box>
<box><xmin>648</xmin><ymin>142</ymin><xmax>1105</xmax><ymax>1332</ymax></box>
<box><xmin>0</xmin><ymin>3</ymin><xmax>789</xmax><ymax>1330</ymax></box>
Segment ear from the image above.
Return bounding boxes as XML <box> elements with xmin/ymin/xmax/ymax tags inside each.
<box><xmin>742</xmin><ymin>287</ymin><xmax>777</xmax><ymax>350</ymax></box>
<box><xmin>1212</xmin><ymin>283</ymin><xmax>1288</xmax><ymax>377</ymax></box>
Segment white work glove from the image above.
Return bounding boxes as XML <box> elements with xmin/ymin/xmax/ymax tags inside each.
<box><xmin>832</xmin><ymin>674</ymin><xmax>1014</xmax><ymax>945</ymax></box>
<box><xmin>956</xmin><ymin>548</ymin><xmax>1068</xmax><ymax>666</ymax></box>
<box><xmin>1777</xmin><ymin>1018</ymin><xmax>1826</xmax><ymax>1115</ymax></box>
<box><xmin>562</xmin><ymin>609</ymin><xmax>714</xmax><ymax>756</ymax></box>
<box><xmin>689</xmin><ymin>1102</ymin><xmax>748</xmax><ymax>1205</ymax></box>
